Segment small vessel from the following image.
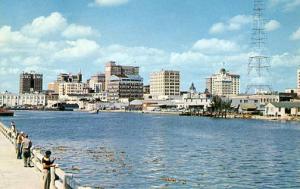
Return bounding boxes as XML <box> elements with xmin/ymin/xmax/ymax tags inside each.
<box><xmin>0</xmin><ymin>108</ymin><xmax>14</xmax><ymax>116</ymax></box>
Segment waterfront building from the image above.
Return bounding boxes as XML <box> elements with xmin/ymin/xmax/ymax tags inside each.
<box><xmin>229</xmin><ymin>94</ymin><xmax>279</xmax><ymax>113</ymax></box>
<box><xmin>105</xmin><ymin>61</ymin><xmax>139</xmax><ymax>91</ymax></box>
<box><xmin>206</xmin><ymin>68</ymin><xmax>240</xmax><ymax>96</ymax></box>
<box><xmin>0</xmin><ymin>92</ymin><xmax>46</xmax><ymax>107</ymax></box>
<box><xmin>265</xmin><ymin>102</ymin><xmax>300</xmax><ymax>117</ymax></box>
<box><xmin>177</xmin><ymin>83</ymin><xmax>211</xmax><ymax>111</ymax></box>
<box><xmin>150</xmin><ymin>70</ymin><xmax>180</xmax><ymax>99</ymax></box>
<box><xmin>19</xmin><ymin>71</ymin><xmax>43</xmax><ymax>94</ymax></box>
<box><xmin>58</xmin><ymin>83</ymin><xmax>87</xmax><ymax>96</ymax></box>
<box><xmin>107</xmin><ymin>75</ymin><xmax>143</xmax><ymax>102</ymax></box>
<box><xmin>88</xmin><ymin>73</ymin><xmax>105</xmax><ymax>93</ymax></box>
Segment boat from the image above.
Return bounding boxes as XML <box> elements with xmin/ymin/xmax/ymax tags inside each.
<box><xmin>0</xmin><ymin>108</ymin><xmax>14</xmax><ymax>116</ymax></box>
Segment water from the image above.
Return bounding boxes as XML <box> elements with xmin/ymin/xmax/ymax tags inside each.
<box><xmin>1</xmin><ymin>111</ymin><xmax>300</xmax><ymax>188</ymax></box>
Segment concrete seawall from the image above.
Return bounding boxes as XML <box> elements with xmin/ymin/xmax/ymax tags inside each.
<box><xmin>0</xmin><ymin>122</ymin><xmax>91</xmax><ymax>189</ymax></box>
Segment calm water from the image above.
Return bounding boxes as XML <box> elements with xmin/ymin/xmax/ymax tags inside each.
<box><xmin>1</xmin><ymin>111</ymin><xmax>300</xmax><ymax>188</ymax></box>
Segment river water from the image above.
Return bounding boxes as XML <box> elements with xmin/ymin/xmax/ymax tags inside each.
<box><xmin>1</xmin><ymin>111</ymin><xmax>300</xmax><ymax>188</ymax></box>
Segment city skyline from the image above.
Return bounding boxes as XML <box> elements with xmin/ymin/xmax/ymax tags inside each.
<box><xmin>0</xmin><ymin>0</ymin><xmax>300</xmax><ymax>93</ymax></box>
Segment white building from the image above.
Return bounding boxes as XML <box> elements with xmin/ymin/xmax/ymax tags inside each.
<box><xmin>229</xmin><ymin>94</ymin><xmax>279</xmax><ymax>112</ymax></box>
<box><xmin>58</xmin><ymin>83</ymin><xmax>87</xmax><ymax>96</ymax></box>
<box><xmin>265</xmin><ymin>102</ymin><xmax>300</xmax><ymax>117</ymax></box>
<box><xmin>0</xmin><ymin>92</ymin><xmax>46</xmax><ymax>107</ymax></box>
<box><xmin>150</xmin><ymin>70</ymin><xmax>180</xmax><ymax>99</ymax></box>
<box><xmin>206</xmin><ymin>68</ymin><xmax>240</xmax><ymax>96</ymax></box>
<box><xmin>177</xmin><ymin>83</ymin><xmax>211</xmax><ymax>110</ymax></box>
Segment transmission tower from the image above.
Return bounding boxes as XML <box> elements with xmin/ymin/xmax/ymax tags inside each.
<box><xmin>246</xmin><ymin>0</ymin><xmax>272</xmax><ymax>94</ymax></box>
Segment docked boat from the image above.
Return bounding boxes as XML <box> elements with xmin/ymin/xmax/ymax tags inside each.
<box><xmin>0</xmin><ymin>108</ymin><xmax>14</xmax><ymax>116</ymax></box>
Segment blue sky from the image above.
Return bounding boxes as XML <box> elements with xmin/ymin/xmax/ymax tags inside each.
<box><xmin>0</xmin><ymin>0</ymin><xmax>300</xmax><ymax>93</ymax></box>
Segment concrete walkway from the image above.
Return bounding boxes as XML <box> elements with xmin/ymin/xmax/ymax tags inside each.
<box><xmin>0</xmin><ymin>133</ymin><xmax>41</xmax><ymax>189</ymax></box>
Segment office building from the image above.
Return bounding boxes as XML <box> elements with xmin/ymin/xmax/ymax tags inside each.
<box><xmin>19</xmin><ymin>71</ymin><xmax>43</xmax><ymax>94</ymax></box>
<box><xmin>105</xmin><ymin>61</ymin><xmax>139</xmax><ymax>91</ymax></box>
<box><xmin>107</xmin><ymin>75</ymin><xmax>143</xmax><ymax>102</ymax></box>
<box><xmin>150</xmin><ymin>70</ymin><xmax>180</xmax><ymax>98</ymax></box>
<box><xmin>206</xmin><ymin>68</ymin><xmax>240</xmax><ymax>96</ymax></box>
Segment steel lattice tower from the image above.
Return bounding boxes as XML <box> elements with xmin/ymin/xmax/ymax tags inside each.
<box><xmin>246</xmin><ymin>0</ymin><xmax>272</xmax><ymax>94</ymax></box>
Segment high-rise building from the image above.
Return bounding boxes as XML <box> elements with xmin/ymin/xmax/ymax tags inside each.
<box><xmin>19</xmin><ymin>71</ymin><xmax>43</xmax><ymax>94</ymax></box>
<box><xmin>206</xmin><ymin>68</ymin><xmax>240</xmax><ymax>96</ymax></box>
<box><xmin>105</xmin><ymin>61</ymin><xmax>139</xmax><ymax>91</ymax></box>
<box><xmin>48</xmin><ymin>72</ymin><xmax>83</xmax><ymax>94</ymax></box>
<box><xmin>107</xmin><ymin>75</ymin><xmax>143</xmax><ymax>101</ymax></box>
<box><xmin>150</xmin><ymin>70</ymin><xmax>180</xmax><ymax>98</ymax></box>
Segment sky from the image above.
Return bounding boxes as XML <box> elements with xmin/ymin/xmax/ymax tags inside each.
<box><xmin>0</xmin><ymin>0</ymin><xmax>300</xmax><ymax>93</ymax></box>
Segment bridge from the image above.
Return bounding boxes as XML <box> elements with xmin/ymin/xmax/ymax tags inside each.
<box><xmin>0</xmin><ymin>122</ymin><xmax>90</xmax><ymax>189</ymax></box>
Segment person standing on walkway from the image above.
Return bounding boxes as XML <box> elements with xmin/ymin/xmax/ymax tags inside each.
<box><xmin>16</xmin><ymin>132</ymin><xmax>23</xmax><ymax>159</ymax></box>
<box><xmin>21</xmin><ymin>134</ymin><xmax>32</xmax><ymax>167</ymax></box>
<box><xmin>42</xmin><ymin>150</ymin><xmax>56</xmax><ymax>189</ymax></box>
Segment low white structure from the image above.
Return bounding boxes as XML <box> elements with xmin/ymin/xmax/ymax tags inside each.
<box><xmin>229</xmin><ymin>94</ymin><xmax>279</xmax><ymax>112</ymax></box>
<box><xmin>265</xmin><ymin>102</ymin><xmax>300</xmax><ymax>117</ymax></box>
<box><xmin>0</xmin><ymin>92</ymin><xmax>46</xmax><ymax>107</ymax></box>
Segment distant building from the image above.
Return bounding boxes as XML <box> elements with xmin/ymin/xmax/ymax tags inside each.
<box><xmin>57</xmin><ymin>72</ymin><xmax>82</xmax><ymax>83</ymax></box>
<box><xmin>0</xmin><ymin>92</ymin><xmax>46</xmax><ymax>107</ymax></box>
<box><xmin>143</xmin><ymin>85</ymin><xmax>150</xmax><ymax>94</ymax></box>
<box><xmin>19</xmin><ymin>71</ymin><xmax>43</xmax><ymax>94</ymax></box>
<box><xmin>48</xmin><ymin>82</ymin><xmax>59</xmax><ymax>93</ymax></box>
<box><xmin>88</xmin><ymin>73</ymin><xmax>105</xmax><ymax>93</ymax></box>
<box><xmin>206</xmin><ymin>68</ymin><xmax>240</xmax><ymax>96</ymax></box>
<box><xmin>265</xmin><ymin>102</ymin><xmax>300</xmax><ymax>117</ymax></box>
<box><xmin>58</xmin><ymin>83</ymin><xmax>87</xmax><ymax>96</ymax></box>
<box><xmin>150</xmin><ymin>70</ymin><xmax>180</xmax><ymax>99</ymax></box>
<box><xmin>48</xmin><ymin>72</ymin><xmax>85</xmax><ymax>96</ymax></box>
<box><xmin>105</xmin><ymin>61</ymin><xmax>139</xmax><ymax>91</ymax></box>
<box><xmin>107</xmin><ymin>75</ymin><xmax>143</xmax><ymax>102</ymax></box>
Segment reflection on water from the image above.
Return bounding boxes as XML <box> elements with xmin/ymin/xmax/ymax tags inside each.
<box><xmin>2</xmin><ymin>111</ymin><xmax>300</xmax><ymax>188</ymax></box>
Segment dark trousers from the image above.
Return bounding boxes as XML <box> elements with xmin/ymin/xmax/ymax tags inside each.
<box><xmin>17</xmin><ymin>143</ymin><xmax>22</xmax><ymax>159</ymax></box>
<box><xmin>23</xmin><ymin>149</ymin><xmax>31</xmax><ymax>166</ymax></box>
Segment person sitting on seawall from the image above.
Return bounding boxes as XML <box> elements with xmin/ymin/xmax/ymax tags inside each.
<box><xmin>42</xmin><ymin>150</ymin><xmax>57</xmax><ymax>189</ymax></box>
<box><xmin>16</xmin><ymin>132</ymin><xmax>24</xmax><ymax>159</ymax></box>
<box><xmin>21</xmin><ymin>134</ymin><xmax>32</xmax><ymax>167</ymax></box>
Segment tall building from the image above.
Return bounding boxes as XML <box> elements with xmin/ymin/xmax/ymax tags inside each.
<box><xmin>150</xmin><ymin>70</ymin><xmax>180</xmax><ymax>98</ymax></box>
<box><xmin>206</xmin><ymin>68</ymin><xmax>240</xmax><ymax>96</ymax></box>
<box><xmin>105</xmin><ymin>61</ymin><xmax>139</xmax><ymax>91</ymax></box>
<box><xmin>107</xmin><ymin>75</ymin><xmax>143</xmax><ymax>101</ymax></box>
<box><xmin>48</xmin><ymin>72</ymin><xmax>83</xmax><ymax>94</ymax></box>
<box><xmin>88</xmin><ymin>73</ymin><xmax>105</xmax><ymax>93</ymax></box>
<box><xmin>19</xmin><ymin>71</ymin><xmax>43</xmax><ymax>94</ymax></box>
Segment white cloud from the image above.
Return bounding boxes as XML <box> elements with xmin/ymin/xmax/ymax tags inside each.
<box><xmin>268</xmin><ymin>0</ymin><xmax>300</xmax><ymax>11</ymax></box>
<box><xmin>91</xmin><ymin>0</ymin><xmax>129</xmax><ymax>7</ymax></box>
<box><xmin>192</xmin><ymin>38</ymin><xmax>239</xmax><ymax>53</ymax></box>
<box><xmin>54</xmin><ymin>39</ymin><xmax>100</xmax><ymax>59</ymax></box>
<box><xmin>22</xmin><ymin>56</ymin><xmax>42</xmax><ymax>66</ymax></box>
<box><xmin>62</xmin><ymin>24</ymin><xmax>99</xmax><ymax>38</ymax></box>
<box><xmin>290</xmin><ymin>27</ymin><xmax>300</xmax><ymax>40</ymax></box>
<box><xmin>265</xmin><ymin>20</ymin><xmax>280</xmax><ymax>32</ymax></box>
<box><xmin>0</xmin><ymin>26</ymin><xmax>38</xmax><ymax>49</ymax></box>
<box><xmin>209</xmin><ymin>15</ymin><xmax>252</xmax><ymax>34</ymax></box>
<box><xmin>21</xmin><ymin>12</ymin><xmax>67</xmax><ymax>37</ymax></box>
